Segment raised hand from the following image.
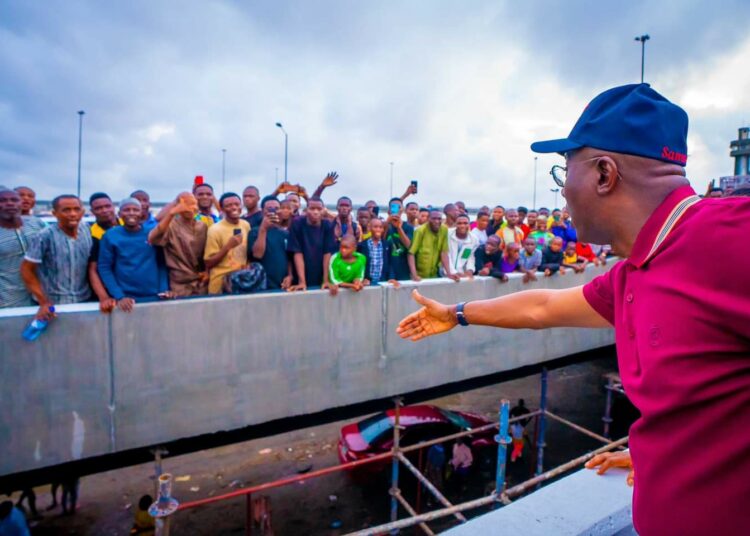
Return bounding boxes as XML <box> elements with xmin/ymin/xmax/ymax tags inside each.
<box><xmin>321</xmin><ymin>171</ymin><xmax>339</xmax><ymax>188</ymax></box>
<box><xmin>396</xmin><ymin>289</ymin><xmax>457</xmax><ymax>342</ymax></box>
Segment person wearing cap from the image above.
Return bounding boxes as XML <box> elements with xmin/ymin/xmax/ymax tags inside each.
<box><xmin>21</xmin><ymin>194</ymin><xmax>92</xmax><ymax>320</ymax></box>
<box><xmin>397</xmin><ymin>83</ymin><xmax>750</xmax><ymax>535</ymax></box>
<box><xmin>97</xmin><ymin>197</ymin><xmax>169</xmax><ymax>312</ymax></box>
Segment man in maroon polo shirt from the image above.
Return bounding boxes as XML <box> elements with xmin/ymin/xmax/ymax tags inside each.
<box><xmin>396</xmin><ymin>84</ymin><xmax>750</xmax><ymax>535</ymax></box>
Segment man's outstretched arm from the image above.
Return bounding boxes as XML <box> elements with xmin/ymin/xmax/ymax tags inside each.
<box><xmin>396</xmin><ymin>286</ymin><xmax>611</xmax><ymax>341</ymax></box>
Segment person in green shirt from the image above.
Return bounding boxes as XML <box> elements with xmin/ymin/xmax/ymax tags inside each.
<box><xmin>328</xmin><ymin>235</ymin><xmax>367</xmax><ymax>293</ymax></box>
<box><xmin>408</xmin><ymin>210</ymin><xmax>457</xmax><ymax>281</ymax></box>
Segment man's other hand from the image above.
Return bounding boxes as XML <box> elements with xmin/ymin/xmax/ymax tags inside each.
<box><xmin>396</xmin><ymin>289</ymin><xmax>458</xmax><ymax>342</ymax></box>
<box><xmin>585</xmin><ymin>451</ymin><xmax>634</xmax><ymax>487</ymax></box>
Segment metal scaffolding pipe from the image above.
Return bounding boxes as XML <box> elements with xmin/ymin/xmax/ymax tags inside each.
<box><xmin>535</xmin><ymin>368</ymin><xmax>548</xmax><ymax>481</ymax></box>
<box><xmin>396</xmin><ymin>453</ymin><xmax>467</xmax><ymax>523</ymax></box>
<box><xmin>344</xmin><ymin>436</ymin><xmax>629</xmax><ymax>536</ymax></box>
<box><xmin>495</xmin><ymin>399</ymin><xmax>511</xmax><ymax>496</ymax></box>
<box><xmin>392</xmin><ymin>491</ymin><xmax>436</xmax><ymax>536</ymax></box>
<box><xmin>344</xmin><ymin>494</ymin><xmax>498</xmax><ymax>536</ymax></box>
<box><xmin>603</xmin><ymin>376</ymin><xmax>614</xmax><ymax>438</ymax></box>
<box><xmin>543</xmin><ymin>410</ymin><xmax>615</xmax><ymax>445</ymax></box>
<box><xmin>390</xmin><ymin>398</ymin><xmax>403</xmax><ymax>534</ymax></box>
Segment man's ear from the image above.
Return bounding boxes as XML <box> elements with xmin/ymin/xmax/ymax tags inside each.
<box><xmin>595</xmin><ymin>157</ymin><xmax>619</xmax><ymax>195</ymax></box>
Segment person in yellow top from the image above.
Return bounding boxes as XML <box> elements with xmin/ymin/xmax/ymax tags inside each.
<box><xmin>561</xmin><ymin>240</ymin><xmax>587</xmax><ymax>273</ymax></box>
<box><xmin>204</xmin><ymin>193</ymin><xmax>250</xmax><ymax>294</ymax></box>
<box><xmin>131</xmin><ymin>495</ymin><xmax>155</xmax><ymax>535</ymax></box>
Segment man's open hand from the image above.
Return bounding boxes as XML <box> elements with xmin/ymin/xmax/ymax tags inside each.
<box><xmin>396</xmin><ymin>289</ymin><xmax>457</xmax><ymax>341</ymax></box>
<box><xmin>585</xmin><ymin>451</ymin><xmax>634</xmax><ymax>487</ymax></box>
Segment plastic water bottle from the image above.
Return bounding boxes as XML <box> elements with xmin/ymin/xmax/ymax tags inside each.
<box><xmin>22</xmin><ymin>306</ymin><xmax>55</xmax><ymax>341</ymax></box>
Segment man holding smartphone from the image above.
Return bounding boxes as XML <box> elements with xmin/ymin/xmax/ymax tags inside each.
<box><xmin>384</xmin><ymin>197</ymin><xmax>414</xmax><ymax>281</ymax></box>
<box><xmin>248</xmin><ymin>196</ymin><xmax>292</xmax><ymax>290</ymax></box>
<box><xmin>204</xmin><ymin>193</ymin><xmax>250</xmax><ymax>294</ymax></box>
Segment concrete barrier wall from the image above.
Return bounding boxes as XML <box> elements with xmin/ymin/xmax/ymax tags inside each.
<box><xmin>1</xmin><ymin>263</ymin><xmax>615</xmax><ymax>476</ymax></box>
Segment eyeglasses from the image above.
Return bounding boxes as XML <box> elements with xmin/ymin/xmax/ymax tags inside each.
<box><xmin>549</xmin><ymin>156</ymin><xmax>608</xmax><ymax>189</ymax></box>
<box><xmin>550</xmin><ymin>165</ymin><xmax>566</xmax><ymax>188</ymax></box>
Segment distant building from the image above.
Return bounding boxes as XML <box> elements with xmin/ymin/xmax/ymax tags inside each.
<box><xmin>718</xmin><ymin>127</ymin><xmax>750</xmax><ymax>193</ymax></box>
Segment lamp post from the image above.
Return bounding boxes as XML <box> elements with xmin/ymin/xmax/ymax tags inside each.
<box><xmin>389</xmin><ymin>162</ymin><xmax>394</xmax><ymax>199</ymax></box>
<box><xmin>221</xmin><ymin>149</ymin><xmax>226</xmax><ymax>194</ymax></box>
<box><xmin>550</xmin><ymin>188</ymin><xmax>560</xmax><ymax>209</ymax></box>
<box><xmin>76</xmin><ymin>110</ymin><xmax>85</xmax><ymax>199</ymax></box>
<box><xmin>533</xmin><ymin>156</ymin><xmax>538</xmax><ymax>209</ymax></box>
<box><xmin>275</xmin><ymin>122</ymin><xmax>288</xmax><ymax>184</ymax></box>
<box><xmin>634</xmin><ymin>34</ymin><xmax>650</xmax><ymax>83</ymax></box>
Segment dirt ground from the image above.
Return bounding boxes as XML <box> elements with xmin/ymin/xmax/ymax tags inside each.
<box><xmin>14</xmin><ymin>349</ymin><xmax>633</xmax><ymax>535</ymax></box>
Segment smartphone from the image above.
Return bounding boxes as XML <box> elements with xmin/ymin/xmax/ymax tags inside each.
<box><xmin>389</xmin><ymin>202</ymin><xmax>400</xmax><ymax>216</ymax></box>
<box><xmin>411</xmin><ymin>180</ymin><xmax>418</xmax><ymax>193</ymax></box>
<box><xmin>194</xmin><ymin>175</ymin><xmax>204</xmax><ymax>186</ymax></box>
<box><xmin>233</xmin><ymin>228</ymin><xmax>242</xmax><ymax>236</ymax></box>
<box><xmin>268</xmin><ymin>207</ymin><xmax>278</xmax><ymax>214</ymax></box>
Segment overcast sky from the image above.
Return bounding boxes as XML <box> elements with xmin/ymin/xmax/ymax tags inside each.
<box><xmin>2</xmin><ymin>0</ymin><xmax>749</xmax><ymax>208</ymax></box>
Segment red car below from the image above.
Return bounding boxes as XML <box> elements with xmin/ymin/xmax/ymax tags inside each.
<box><xmin>338</xmin><ymin>404</ymin><xmax>496</xmax><ymax>477</ymax></box>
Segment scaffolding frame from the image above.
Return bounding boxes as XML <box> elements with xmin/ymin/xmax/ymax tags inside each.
<box><xmin>165</xmin><ymin>368</ymin><xmax>629</xmax><ymax>535</ymax></box>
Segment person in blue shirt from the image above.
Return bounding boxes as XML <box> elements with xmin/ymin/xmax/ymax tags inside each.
<box><xmin>130</xmin><ymin>190</ymin><xmax>158</xmax><ymax>229</ymax></box>
<box><xmin>0</xmin><ymin>500</ymin><xmax>30</xmax><ymax>536</ymax></box>
<box><xmin>98</xmin><ymin>197</ymin><xmax>169</xmax><ymax>312</ymax></box>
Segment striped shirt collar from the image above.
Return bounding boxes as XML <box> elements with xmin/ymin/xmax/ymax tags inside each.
<box><xmin>629</xmin><ymin>185</ymin><xmax>701</xmax><ymax>268</ymax></box>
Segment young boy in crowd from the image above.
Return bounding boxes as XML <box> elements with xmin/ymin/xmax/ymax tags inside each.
<box><xmin>539</xmin><ymin>236</ymin><xmax>566</xmax><ymax>277</ymax></box>
<box><xmin>518</xmin><ymin>237</ymin><xmax>542</xmax><ymax>283</ymax></box>
<box><xmin>491</xmin><ymin>242</ymin><xmax>521</xmax><ymax>282</ymax></box>
<box><xmin>529</xmin><ymin>217</ymin><xmax>554</xmax><ymax>250</ymax></box>
<box><xmin>562</xmin><ymin>241</ymin><xmax>587</xmax><ymax>273</ymax></box>
<box><xmin>474</xmin><ymin>235</ymin><xmax>503</xmax><ymax>276</ymax></box>
<box><xmin>357</xmin><ymin>207</ymin><xmax>372</xmax><ymax>242</ymax></box>
<box><xmin>358</xmin><ymin>218</ymin><xmax>401</xmax><ymax>287</ymax></box>
<box><xmin>328</xmin><ymin>235</ymin><xmax>367</xmax><ymax>294</ymax></box>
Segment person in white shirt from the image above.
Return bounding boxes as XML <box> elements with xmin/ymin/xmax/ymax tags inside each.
<box><xmin>442</xmin><ymin>214</ymin><xmax>478</xmax><ymax>279</ymax></box>
<box><xmin>470</xmin><ymin>210</ymin><xmax>490</xmax><ymax>246</ymax></box>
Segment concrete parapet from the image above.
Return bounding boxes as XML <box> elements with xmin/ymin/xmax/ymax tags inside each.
<box><xmin>1</xmin><ymin>264</ymin><xmax>615</xmax><ymax>476</ymax></box>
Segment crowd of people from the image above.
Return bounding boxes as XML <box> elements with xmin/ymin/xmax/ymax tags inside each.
<box><xmin>1</xmin><ymin>173</ymin><xmax>623</xmax><ymax>319</ymax></box>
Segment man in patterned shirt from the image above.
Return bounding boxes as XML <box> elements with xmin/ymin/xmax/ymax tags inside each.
<box><xmin>20</xmin><ymin>194</ymin><xmax>92</xmax><ymax>320</ymax></box>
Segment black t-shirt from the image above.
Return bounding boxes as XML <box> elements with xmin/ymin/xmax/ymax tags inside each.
<box><xmin>242</xmin><ymin>211</ymin><xmax>264</xmax><ymax>229</ymax></box>
<box><xmin>541</xmin><ymin>248</ymin><xmax>563</xmax><ymax>267</ymax></box>
<box><xmin>385</xmin><ymin>221</ymin><xmax>414</xmax><ymax>280</ymax></box>
<box><xmin>474</xmin><ymin>247</ymin><xmax>502</xmax><ymax>272</ymax></box>
<box><xmin>287</xmin><ymin>217</ymin><xmax>337</xmax><ymax>287</ymax></box>
<box><xmin>248</xmin><ymin>226</ymin><xmax>290</xmax><ymax>289</ymax></box>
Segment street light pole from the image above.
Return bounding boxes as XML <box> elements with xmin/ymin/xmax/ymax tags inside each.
<box><xmin>221</xmin><ymin>149</ymin><xmax>226</xmax><ymax>194</ymax></box>
<box><xmin>389</xmin><ymin>162</ymin><xmax>394</xmax><ymax>199</ymax></box>
<box><xmin>76</xmin><ymin>110</ymin><xmax>85</xmax><ymax>199</ymax></box>
<box><xmin>550</xmin><ymin>188</ymin><xmax>560</xmax><ymax>209</ymax></box>
<box><xmin>533</xmin><ymin>156</ymin><xmax>538</xmax><ymax>209</ymax></box>
<box><xmin>275</xmin><ymin>122</ymin><xmax>288</xmax><ymax>184</ymax></box>
<box><xmin>635</xmin><ymin>34</ymin><xmax>650</xmax><ymax>83</ymax></box>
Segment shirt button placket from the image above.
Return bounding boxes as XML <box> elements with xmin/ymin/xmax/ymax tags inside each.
<box><xmin>625</xmin><ymin>292</ymin><xmax>635</xmax><ymax>337</ymax></box>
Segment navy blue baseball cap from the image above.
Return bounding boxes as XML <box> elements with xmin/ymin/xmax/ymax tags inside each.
<box><xmin>530</xmin><ymin>83</ymin><xmax>689</xmax><ymax>166</ymax></box>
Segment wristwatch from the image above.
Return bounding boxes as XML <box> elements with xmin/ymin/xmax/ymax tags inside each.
<box><xmin>456</xmin><ymin>302</ymin><xmax>470</xmax><ymax>326</ymax></box>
